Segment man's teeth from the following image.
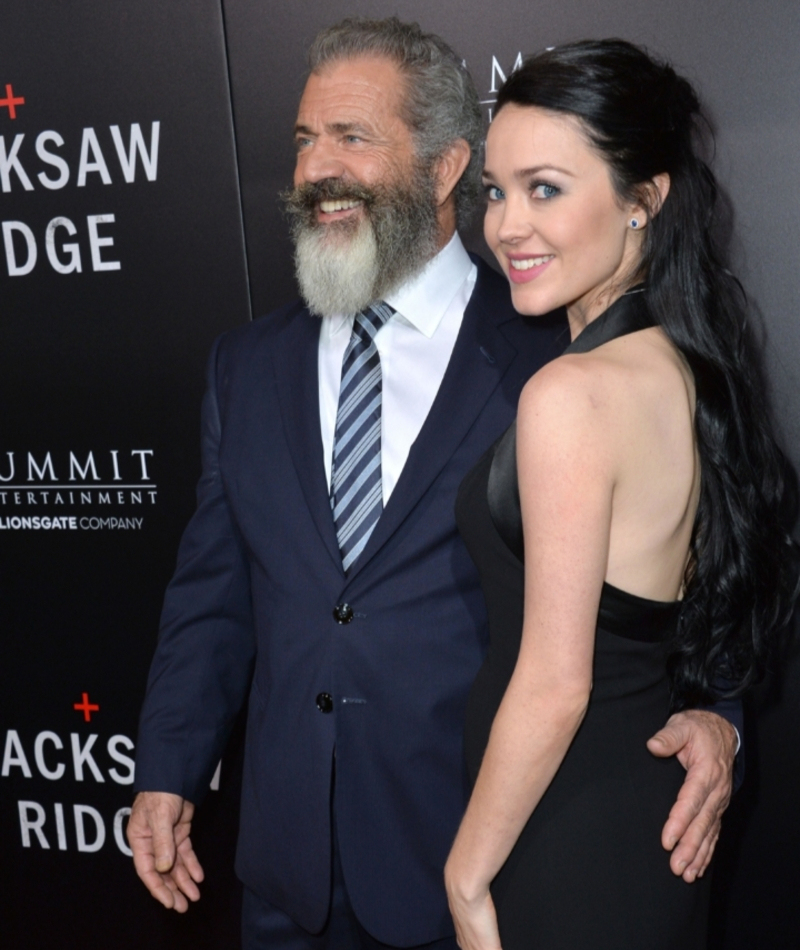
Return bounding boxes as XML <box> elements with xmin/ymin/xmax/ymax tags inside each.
<box><xmin>509</xmin><ymin>255</ymin><xmax>554</xmax><ymax>270</ymax></box>
<box><xmin>319</xmin><ymin>199</ymin><xmax>362</xmax><ymax>213</ymax></box>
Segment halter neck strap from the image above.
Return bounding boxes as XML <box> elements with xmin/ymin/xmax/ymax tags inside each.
<box><xmin>564</xmin><ymin>287</ymin><xmax>653</xmax><ymax>355</ymax></box>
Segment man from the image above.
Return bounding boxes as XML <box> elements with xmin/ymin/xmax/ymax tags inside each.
<box><xmin>129</xmin><ymin>18</ymin><xmax>738</xmax><ymax>950</ymax></box>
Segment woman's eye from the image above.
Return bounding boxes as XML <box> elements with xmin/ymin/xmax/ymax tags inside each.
<box><xmin>486</xmin><ymin>185</ymin><xmax>505</xmax><ymax>201</ymax></box>
<box><xmin>532</xmin><ymin>182</ymin><xmax>559</xmax><ymax>199</ymax></box>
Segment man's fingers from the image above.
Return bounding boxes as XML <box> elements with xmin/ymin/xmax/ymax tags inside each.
<box><xmin>161</xmin><ymin>872</ymin><xmax>191</xmax><ymax>913</ymax></box>
<box><xmin>133</xmin><ymin>847</ymin><xmax>196</xmax><ymax>910</ymax></box>
<box><xmin>151</xmin><ymin>815</ymin><xmax>178</xmax><ymax>873</ymax></box>
<box><xmin>173</xmin><ymin>838</ymin><xmax>204</xmax><ymax>897</ymax></box>
<box><xmin>674</xmin><ymin>824</ymin><xmax>719</xmax><ymax>881</ymax></box>
<box><xmin>660</xmin><ymin>774</ymin><xmax>709</xmax><ymax>851</ymax></box>
<box><xmin>665</xmin><ymin>790</ymin><xmax>722</xmax><ymax>878</ymax></box>
<box><xmin>647</xmin><ymin>721</ymin><xmax>688</xmax><ymax>758</ymax></box>
<box><xmin>177</xmin><ymin>836</ymin><xmax>205</xmax><ymax>885</ymax></box>
<box><xmin>133</xmin><ymin>849</ymin><xmax>180</xmax><ymax>909</ymax></box>
<box><xmin>683</xmin><ymin>828</ymin><xmax>719</xmax><ymax>882</ymax></box>
<box><xmin>127</xmin><ymin>792</ymin><xmax>200</xmax><ymax>911</ymax></box>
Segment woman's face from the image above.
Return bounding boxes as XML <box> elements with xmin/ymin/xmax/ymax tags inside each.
<box><xmin>483</xmin><ymin>104</ymin><xmax>645</xmax><ymax>331</ymax></box>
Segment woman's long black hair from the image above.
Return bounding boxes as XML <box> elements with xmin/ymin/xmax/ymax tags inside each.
<box><xmin>495</xmin><ymin>39</ymin><xmax>798</xmax><ymax>708</ymax></box>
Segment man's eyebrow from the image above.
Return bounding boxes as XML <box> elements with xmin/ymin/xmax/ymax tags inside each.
<box><xmin>327</xmin><ymin>121</ymin><xmax>371</xmax><ymax>135</ymax></box>
<box><xmin>294</xmin><ymin>121</ymin><xmax>372</xmax><ymax>137</ymax></box>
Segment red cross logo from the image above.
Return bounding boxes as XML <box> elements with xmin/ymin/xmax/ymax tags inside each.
<box><xmin>0</xmin><ymin>84</ymin><xmax>25</xmax><ymax>119</ymax></box>
<box><xmin>73</xmin><ymin>692</ymin><xmax>100</xmax><ymax>722</ymax></box>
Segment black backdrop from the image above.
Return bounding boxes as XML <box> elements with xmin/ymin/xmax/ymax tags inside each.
<box><xmin>1</xmin><ymin>1</ymin><xmax>798</xmax><ymax>947</ymax></box>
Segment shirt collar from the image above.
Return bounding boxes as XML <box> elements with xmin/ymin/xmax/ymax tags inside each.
<box><xmin>326</xmin><ymin>233</ymin><xmax>473</xmax><ymax>338</ymax></box>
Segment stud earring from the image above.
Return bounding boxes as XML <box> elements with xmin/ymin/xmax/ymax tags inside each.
<box><xmin>630</xmin><ymin>218</ymin><xmax>640</xmax><ymax>229</ymax></box>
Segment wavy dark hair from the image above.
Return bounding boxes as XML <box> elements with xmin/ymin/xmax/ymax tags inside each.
<box><xmin>495</xmin><ymin>39</ymin><xmax>798</xmax><ymax>708</ymax></box>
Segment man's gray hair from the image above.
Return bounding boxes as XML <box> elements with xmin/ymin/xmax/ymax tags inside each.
<box><xmin>308</xmin><ymin>17</ymin><xmax>484</xmax><ymax>229</ymax></box>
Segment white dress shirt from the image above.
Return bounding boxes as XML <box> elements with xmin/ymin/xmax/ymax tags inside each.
<box><xmin>319</xmin><ymin>232</ymin><xmax>477</xmax><ymax>502</ymax></box>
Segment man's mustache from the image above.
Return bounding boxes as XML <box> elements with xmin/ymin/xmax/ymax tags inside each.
<box><xmin>283</xmin><ymin>179</ymin><xmax>377</xmax><ymax>216</ymax></box>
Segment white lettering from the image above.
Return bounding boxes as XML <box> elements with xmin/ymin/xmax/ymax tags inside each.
<box><xmin>490</xmin><ymin>56</ymin><xmax>507</xmax><ymax>93</ymax></box>
<box><xmin>110</xmin><ymin>121</ymin><xmax>160</xmax><ymax>182</ymax></box>
<box><xmin>74</xmin><ymin>804</ymin><xmax>105</xmax><ymax>852</ymax></box>
<box><xmin>2</xmin><ymin>220</ymin><xmax>37</xmax><ymax>276</ymax></box>
<box><xmin>489</xmin><ymin>52</ymin><xmax>523</xmax><ymax>93</ymax></box>
<box><xmin>18</xmin><ymin>801</ymin><xmax>49</xmax><ymax>848</ymax></box>
<box><xmin>107</xmin><ymin>735</ymin><xmax>135</xmax><ymax>785</ymax></box>
<box><xmin>0</xmin><ymin>452</ymin><xmax>14</xmax><ymax>482</ymax></box>
<box><xmin>0</xmin><ymin>134</ymin><xmax>34</xmax><ymax>192</ymax></box>
<box><xmin>2</xmin><ymin>730</ymin><xmax>32</xmax><ymax>777</ymax></box>
<box><xmin>113</xmin><ymin>807</ymin><xmax>133</xmax><ymax>856</ymax></box>
<box><xmin>27</xmin><ymin>452</ymin><xmax>57</xmax><ymax>482</ymax></box>
<box><xmin>35</xmin><ymin>131</ymin><xmax>70</xmax><ymax>189</ymax></box>
<box><xmin>87</xmin><ymin>213</ymin><xmax>120</xmax><ymax>271</ymax></box>
<box><xmin>54</xmin><ymin>801</ymin><xmax>68</xmax><ymax>849</ymax></box>
<box><xmin>70</xmin><ymin>733</ymin><xmax>105</xmax><ymax>783</ymax></box>
<box><xmin>34</xmin><ymin>731</ymin><xmax>65</xmax><ymax>781</ymax></box>
<box><xmin>131</xmin><ymin>450</ymin><xmax>153</xmax><ymax>480</ymax></box>
<box><xmin>46</xmin><ymin>217</ymin><xmax>82</xmax><ymax>274</ymax></box>
<box><xmin>68</xmin><ymin>452</ymin><xmax>99</xmax><ymax>482</ymax></box>
<box><xmin>77</xmin><ymin>127</ymin><xmax>112</xmax><ymax>186</ymax></box>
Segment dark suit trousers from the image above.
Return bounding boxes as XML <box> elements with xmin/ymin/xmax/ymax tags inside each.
<box><xmin>242</xmin><ymin>760</ymin><xmax>458</xmax><ymax>950</ymax></box>
<box><xmin>242</xmin><ymin>824</ymin><xmax>458</xmax><ymax>950</ymax></box>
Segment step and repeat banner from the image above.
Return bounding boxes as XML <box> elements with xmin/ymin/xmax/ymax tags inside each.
<box><xmin>0</xmin><ymin>2</ymin><xmax>251</xmax><ymax>948</ymax></box>
<box><xmin>2</xmin><ymin>1</ymin><xmax>798</xmax><ymax>948</ymax></box>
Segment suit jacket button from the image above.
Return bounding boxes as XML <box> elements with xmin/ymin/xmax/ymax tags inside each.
<box><xmin>333</xmin><ymin>603</ymin><xmax>354</xmax><ymax>624</ymax></box>
<box><xmin>316</xmin><ymin>692</ymin><xmax>333</xmax><ymax>713</ymax></box>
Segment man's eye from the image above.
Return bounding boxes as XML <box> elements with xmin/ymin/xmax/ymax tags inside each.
<box><xmin>344</xmin><ymin>135</ymin><xmax>362</xmax><ymax>144</ymax></box>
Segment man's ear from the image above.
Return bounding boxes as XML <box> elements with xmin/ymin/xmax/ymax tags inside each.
<box><xmin>433</xmin><ymin>138</ymin><xmax>471</xmax><ymax>207</ymax></box>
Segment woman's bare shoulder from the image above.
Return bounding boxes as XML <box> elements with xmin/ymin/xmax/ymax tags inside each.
<box><xmin>518</xmin><ymin>347</ymin><xmax>621</xmax><ymax>431</ymax></box>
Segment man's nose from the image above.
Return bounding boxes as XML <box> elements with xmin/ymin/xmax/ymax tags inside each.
<box><xmin>295</xmin><ymin>140</ymin><xmax>345</xmax><ymax>185</ymax></box>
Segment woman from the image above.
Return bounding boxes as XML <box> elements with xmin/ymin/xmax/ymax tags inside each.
<box><xmin>445</xmin><ymin>40</ymin><xmax>796</xmax><ymax>950</ymax></box>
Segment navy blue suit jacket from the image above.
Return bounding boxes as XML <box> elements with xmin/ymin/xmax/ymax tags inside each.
<box><xmin>135</xmin><ymin>257</ymin><xmax>566</xmax><ymax>943</ymax></box>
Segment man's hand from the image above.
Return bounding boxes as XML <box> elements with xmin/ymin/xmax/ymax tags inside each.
<box><xmin>127</xmin><ymin>791</ymin><xmax>204</xmax><ymax>912</ymax></box>
<box><xmin>647</xmin><ymin>710</ymin><xmax>737</xmax><ymax>882</ymax></box>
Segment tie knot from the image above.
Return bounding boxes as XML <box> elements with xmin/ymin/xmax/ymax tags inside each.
<box><xmin>356</xmin><ymin>301</ymin><xmax>394</xmax><ymax>338</ymax></box>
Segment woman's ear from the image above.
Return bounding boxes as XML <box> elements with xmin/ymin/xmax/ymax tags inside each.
<box><xmin>649</xmin><ymin>172</ymin><xmax>671</xmax><ymax>216</ymax></box>
<box><xmin>631</xmin><ymin>172</ymin><xmax>671</xmax><ymax>227</ymax></box>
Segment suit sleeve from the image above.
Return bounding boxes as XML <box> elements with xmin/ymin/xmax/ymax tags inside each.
<box><xmin>133</xmin><ymin>333</ymin><xmax>256</xmax><ymax>804</ymax></box>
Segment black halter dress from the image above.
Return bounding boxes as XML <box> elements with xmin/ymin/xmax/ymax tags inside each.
<box><xmin>456</xmin><ymin>292</ymin><xmax>709</xmax><ymax>949</ymax></box>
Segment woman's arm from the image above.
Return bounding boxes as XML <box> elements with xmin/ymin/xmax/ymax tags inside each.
<box><xmin>445</xmin><ymin>358</ymin><xmax>617</xmax><ymax>950</ymax></box>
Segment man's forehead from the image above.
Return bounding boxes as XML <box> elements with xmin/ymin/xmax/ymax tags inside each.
<box><xmin>310</xmin><ymin>52</ymin><xmax>403</xmax><ymax>83</ymax></box>
<box><xmin>297</xmin><ymin>55</ymin><xmax>406</xmax><ymax>114</ymax></box>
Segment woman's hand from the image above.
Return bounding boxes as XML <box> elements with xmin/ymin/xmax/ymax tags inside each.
<box><xmin>445</xmin><ymin>861</ymin><xmax>503</xmax><ymax>950</ymax></box>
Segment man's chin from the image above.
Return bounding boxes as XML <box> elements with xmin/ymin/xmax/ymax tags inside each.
<box><xmin>310</xmin><ymin>211</ymin><xmax>365</xmax><ymax>241</ymax></box>
<box><xmin>294</xmin><ymin>224</ymin><xmax>380</xmax><ymax>318</ymax></box>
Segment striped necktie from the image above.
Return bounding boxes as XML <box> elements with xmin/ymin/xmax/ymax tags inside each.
<box><xmin>330</xmin><ymin>302</ymin><xmax>393</xmax><ymax>573</ymax></box>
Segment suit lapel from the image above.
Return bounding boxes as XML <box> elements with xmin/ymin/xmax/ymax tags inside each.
<box><xmin>345</xmin><ymin>260</ymin><xmax>519</xmax><ymax>582</ymax></box>
<box><xmin>270</xmin><ymin>306</ymin><xmax>345</xmax><ymax>576</ymax></box>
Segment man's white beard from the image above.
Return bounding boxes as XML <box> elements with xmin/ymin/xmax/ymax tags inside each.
<box><xmin>286</xmin><ymin>166</ymin><xmax>441</xmax><ymax>319</ymax></box>
<box><xmin>294</xmin><ymin>218</ymin><xmax>381</xmax><ymax>318</ymax></box>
